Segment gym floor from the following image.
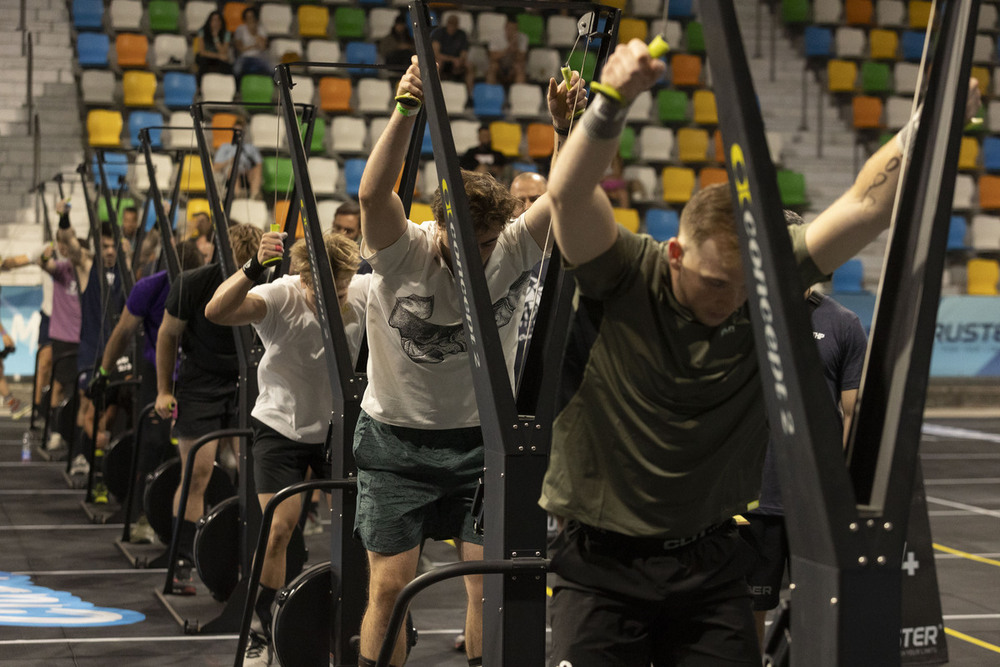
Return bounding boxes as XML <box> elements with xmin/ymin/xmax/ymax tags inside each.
<box><xmin>1</xmin><ymin>411</ymin><xmax>997</xmax><ymax>666</ymax></box>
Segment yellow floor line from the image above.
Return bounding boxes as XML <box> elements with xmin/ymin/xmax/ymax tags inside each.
<box><xmin>933</xmin><ymin>543</ymin><xmax>1000</xmax><ymax>568</ymax></box>
<box><xmin>945</xmin><ymin>627</ymin><xmax>1000</xmax><ymax>654</ymax></box>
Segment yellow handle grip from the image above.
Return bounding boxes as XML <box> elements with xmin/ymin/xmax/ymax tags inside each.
<box><xmin>262</xmin><ymin>223</ymin><xmax>281</xmax><ymax>266</ymax></box>
<box><xmin>648</xmin><ymin>35</ymin><xmax>670</xmax><ymax>59</ymax></box>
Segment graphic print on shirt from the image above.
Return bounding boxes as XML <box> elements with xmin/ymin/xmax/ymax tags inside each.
<box><xmin>389</xmin><ymin>271</ymin><xmax>531</xmax><ymax>364</ymax></box>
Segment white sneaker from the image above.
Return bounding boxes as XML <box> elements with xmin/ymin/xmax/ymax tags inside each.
<box><xmin>69</xmin><ymin>454</ymin><xmax>90</xmax><ymax>476</ymax></box>
<box><xmin>243</xmin><ymin>631</ymin><xmax>273</xmax><ymax>666</ymax></box>
<box><xmin>302</xmin><ymin>512</ymin><xmax>323</xmax><ymax>536</ymax></box>
<box><xmin>45</xmin><ymin>432</ymin><xmax>66</xmax><ymax>452</ymax></box>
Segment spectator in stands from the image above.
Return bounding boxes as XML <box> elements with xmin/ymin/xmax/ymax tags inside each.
<box><xmin>195</xmin><ymin>10</ymin><xmax>233</xmax><ymax>81</ymax></box>
<box><xmin>205</xmin><ymin>229</ymin><xmax>366</xmax><ymax>666</ymax></box>
<box><xmin>460</xmin><ymin>125</ymin><xmax>507</xmax><ymax>181</ymax></box>
<box><xmin>486</xmin><ymin>17</ymin><xmax>528</xmax><ymax>87</ymax></box>
<box><xmin>378</xmin><ymin>15</ymin><xmax>416</xmax><ymax>68</ymax></box>
<box><xmin>213</xmin><ymin>117</ymin><xmax>263</xmax><ymax>201</ymax></box>
<box><xmin>154</xmin><ymin>223</ymin><xmax>261</xmax><ymax>595</ymax></box>
<box><xmin>332</xmin><ymin>200</ymin><xmax>361</xmax><ymax>242</ymax></box>
<box><xmin>233</xmin><ymin>6</ymin><xmax>271</xmax><ymax>79</ymax></box>
<box><xmin>509</xmin><ymin>172</ymin><xmax>547</xmax><ymax>216</ymax></box>
<box><xmin>431</xmin><ymin>14</ymin><xmax>474</xmax><ymax>98</ymax></box>
<box><xmin>121</xmin><ymin>206</ymin><xmax>139</xmax><ymax>245</ymax></box>
<box><xmin>600</xmin><ymin>154</ymin><xmax>636</xmax><ymax>208</ymax></box>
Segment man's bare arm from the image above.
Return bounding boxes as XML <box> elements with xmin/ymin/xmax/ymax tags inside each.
<box><xmin>101</xmin><ymin>308</ymin><xmax>142</xmax><ymax>372</ymax></box>
<box><xmin>205</xmin><ymin>231</ymin><xmax>279</xmax><ymax>326</ymax></box>
<box><xmin>154</xmin><ymin>313</ymin><xmax>185</xmax><ymax>418</ymax></box>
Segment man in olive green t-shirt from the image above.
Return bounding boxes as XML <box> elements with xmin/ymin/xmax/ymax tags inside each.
<box><xmin>541</xmin><ymin>39</ymin><xmax>980</xmax><ymax>666</ymax></box>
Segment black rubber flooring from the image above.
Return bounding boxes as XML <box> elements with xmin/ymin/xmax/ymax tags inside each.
<box><xmin>1</xmin><ymin>413</ymin><xmax>997</xmax><ymax>665</ymax></box>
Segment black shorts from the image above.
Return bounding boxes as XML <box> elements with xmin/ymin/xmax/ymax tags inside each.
<box><xmin>739</xmin><ymin>514</ymin><xmax>788</xmax><ymax>611</ymax></box>
<box><xmin>38</xmin><ymin>312</ymin><xmax>51</xmax><ymax>347</ymax></box>
<box><xmin>353</xmin><ymin>410</ymin><xmax>484</xmax><ymax>555</ymax></box>
<box><xmin>548</xmin><ymin>520</ymin><xmax>760</xmax><ymax>667</ymax></box>
<box><xmin>251</xmin><ymin>418</ymin><xmax>327</xmax><ymax>495</ymax></box>
<box><xmin>173</xmin><ymin>385</ymin><xmax>238</xmax><ymax>440</ymax></box>
<box><xmin>49</xmin><ymin>339</ymin><xmax>79</xmax><ymax>388</ymax></box>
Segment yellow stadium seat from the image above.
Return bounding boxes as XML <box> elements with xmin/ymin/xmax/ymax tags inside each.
<box><xmin>971</xmin><ymin>65</ymin><xmax>991</xmax><ymax>97</ymax></box>
<box><xmin>617</xmin><ymin>18</ymin><xmax>648</xmax><ymax>44</ymax></box>
<box><xmin>122</xmin><ymin>70</ymin><xmax>157</xmax><ymax>107</ymax></box>
<box><xmin>967</xmin><ymin>258</ymin><xmax>1000</xmax><ymax>295</ymax></box>
<box><xmin>692</xmin><ymin>89</ymin><xmax>718</xmax><ymax>125</ymax></box>
<box><xmin>958</xmin><ymin>136</ymin><xmax>980</xmax><ymax>171</ymax></box>
<box><xmin>662</xmin><ymin>166</ymin><xmax>696</xmax><ymax>204</ymax></box>
<box><xmin>297</xmin><ymin>5</ymin><xmax>330</xmax><ymax>38</ymax></box>
<box><xmin>908</xmin><ymin>0</ymin><xmax>932</xmax><ymax>29</ymax></box>
<box><xmin>490</xmin><ymin>121</ymin><xmax>522</xmax><ymax>157</ymax></box>
<box><xmin>612</xmin><ymin>207</ymin><xmax>640</xmax><ymax>233</ymax></box>
<box><xmin>868</xmin><ymin>29</ymin><xmax>899</xmax><ymax>60</ymax></box>
<box><xmin>676</xmin><ymin>127</ymin><xmax>710</xmax><ymax>163</ymax></box>
<box><xmin>828</xmin><ymin>59</ymin><xmax>858</xmax><ymax>92</ymax></box>
<box><xmin>178</xmin><ymin>154</ymin><xmax>207</xmax><ymax>192</ymax></box>
<box><xmin>186</xmin><ymin>198</ymin><xmax>211</xmax><ymax>226</ymax></box>
<box><xmin>409</xmin><ymin>202</ymin><xmax>434</xmax><ymax>224</ymax></box>
<box><xmin>87</xmin><ymin>109</ymin><xmax>123</xmax><ymax>147</ymax></box>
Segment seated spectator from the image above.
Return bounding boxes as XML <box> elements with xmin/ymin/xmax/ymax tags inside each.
<box><xmin>431</xmin><ymin>14</ymin><xmax>474</xmax><ymax>97</ymax></box>
<box><xmin>487</xmin><ymin>17</ymin><xmax>527</xmax><ymax>87</ymax></box>
<box><xmin>213</xmin><ymin>117</ymin><xmax>263</xmax><ymax>200</ymax></box>
<box><xmin>194</xmin><ymin>10</ymin><xmax>233</xmax><ymax>81</ymax></box>
<box><xmin>233</xmin><ymin>7</ymin><xmax>271</xmax><ymax>78</ymax></box>
<box><xmin>600</xmin><ymin>155</ymin><xmax>638</xmax><ymax>208</ymax></box>
<box><xmin>379</xmin><ymin>15</ymin><xmax>416</xmax><ymax>68</ymax></box>
<box><xmin>459</xmin><ymin>124</ymin><xmax>507</xmax><ymax>180</ymax></box>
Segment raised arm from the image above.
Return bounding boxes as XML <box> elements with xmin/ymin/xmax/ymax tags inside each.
<box><xmin>358</xmin><ymin>57</ymin><xmax>422</xmax><ymax>253</ymax></box>
<box><xmin>547</xmin><ymin>40</ymin><xmax>665</xmax><ymax>266</ymax></box>
<box><xmin>806</xmin><ymin>79</ymin><xmax>981</xmax><ymax>274</ymax></box>
<box><xmin>205</xmin><ymin>230</ymin><xmax>281</xmax><ymax>326</ymax></box>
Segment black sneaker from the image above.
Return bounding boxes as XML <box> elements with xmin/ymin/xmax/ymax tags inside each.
<box><xmin>171</xmin><ymin>559</ymin><xmax>197</xmax><ymax>596</ymax></box>
<box><xmin>243</xmin><ymin>630</ymin><xmax>273</xmax><ymax>666</ymax></box>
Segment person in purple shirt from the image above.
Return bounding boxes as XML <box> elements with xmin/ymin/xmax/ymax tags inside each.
<box><xmin>92</xmin><ymin>240</ymin><xmax>204</xmax><ymax>542</ymax></box>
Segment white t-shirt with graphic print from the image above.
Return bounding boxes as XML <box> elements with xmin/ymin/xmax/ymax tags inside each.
<box><xmin>362</xmin><ymin>216</ymin><xmax>541</xmax><ymax>429</ymax></box>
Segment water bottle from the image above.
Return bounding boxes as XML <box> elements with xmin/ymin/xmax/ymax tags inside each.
<box><xmin>21</xmin><ymin>432</ymin><xmax>31</xmax><ymax>463</ymax></box>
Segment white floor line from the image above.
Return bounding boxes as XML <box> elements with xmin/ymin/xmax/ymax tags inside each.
<box><xmin>942</xmin><ymin>614</ymin><xmax>1000</xmax><ymax>620</ymax></box>
<box><xmin>922</xmin><ymin>423</ymin><xmax>1000</xmax><ymax>443</ymax></box>
<box><xmin>0</xmin><ymin>635</ymin><xmax>238</xmax><ymax>646</ymax></box>
<box><xmin>921</xmin><ymin>453</ymin><xmax>1000</xmax><ymax>460</ymax></box>
<box><xmin>924</xmin><ymin>478</ymin><xmax>1000</xmax><ymax>485</ymax></box>
<box><xmin>0</xmin><ymin>524</ymin><xmax>121</xmax><ymax>530</ymax></box>
<box><xmin>0</xmin><ymin>489</ymin><xmax>84</xmax><ymax>495</ymax></box>
<box><xmin>11</xmin><ymin>569</ymin><xmax>166</xmax><ymax>576</ymax></box>
<box><xmin>928</xmin><ymin>510</ymin><xmax>982</xmax><ymax>516</ymax></box>
<box><xmin>926</xmin><ymin>496</ymin><xmax>1000</xmax><ymax>518</ymax></box>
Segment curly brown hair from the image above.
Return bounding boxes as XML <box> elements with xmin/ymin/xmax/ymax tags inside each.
<box><xmin>290</xmin><ymin>231</ymin><xmax>360</xmax><ymax>292</ymax></box>
<box><xmin>229</xmin><ymin>223</ymin><xmax>263</xmax><ymax>266</ymax></box>
<box><xmin>430</xmin><ymin>169</ymin><xmax>520</xmax><ymax>235</ymax></box>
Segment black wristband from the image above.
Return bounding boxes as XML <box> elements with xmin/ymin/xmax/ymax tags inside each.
<box><xmin>58</xmin><ymin>212</ymin><xmax>71</xmax><ymax>230</ymax></box>
<box><xmin>242</xmin><ymin>255</ymin><xmax>265</xmax><ymax>282</ymax></box>
<box><xmin>553</xmin><ymin>125</ymin><xmax>569</xmax><ymax>137</ymax></box>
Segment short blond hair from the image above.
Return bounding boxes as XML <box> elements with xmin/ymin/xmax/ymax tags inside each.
<box><xmin>289</xmin><ymin>231</ymin><xmax>360</xmax><ymax>292</ymax></box>
<box><xmin>678</xmin><ymin>183</ymin><xmax>739</xmax><ymax>259</ymax></box>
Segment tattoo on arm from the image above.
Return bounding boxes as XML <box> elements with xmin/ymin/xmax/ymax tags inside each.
<box><xmin>862</xmin><ymin>156</ymin><xmax>901</xmax><ymax>206</ymax></box>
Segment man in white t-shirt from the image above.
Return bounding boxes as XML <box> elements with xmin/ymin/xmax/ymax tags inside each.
<box><xmin>205</xmin><ymin>230</ymin><xmax>368</xmax><ymax>665</ymax></box>
<box><xmin>354</xmin><ymin>56</ymin><xmax>583</xmax><ymax>667</ymax></box>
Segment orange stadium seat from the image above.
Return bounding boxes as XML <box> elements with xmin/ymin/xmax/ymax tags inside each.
<box><xmin>852</xmin><ymin>96</ymin><xmax>884</xmax><ymax>129</ymax></box>
<box><xmin>698</xmin><ymin>166</ymin><xmax>729</xmax><ymax>189</ymax></box>
<box><xmin>211</xmin><ymin>112</ymin><xmax>240</xmax><ymax>150</ymax></box>
<box><xmin>223</xmin><ymin>2</ymin><xmax>249</xmax><ymax>32</ymax></box>
<box><xmin>670</xmin><ymin>54</ymin><xmax>702</xmax><ymax>88</ymax></box>
<box><xmin>319</xmin><ymin>77</ymin><xmax>352</xmax><ymax>113</ymax></box>
<box><xmin>116</xmin><ymin>33</ymin><xmax>149</xmax><ymax>69</ymax></box>
<box><xmin>525</xmin><ymin>123</ymin><xmax>554</xmax><ymax>158</ymax></box>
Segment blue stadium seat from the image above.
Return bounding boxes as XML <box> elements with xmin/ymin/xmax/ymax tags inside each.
<box><xmin>76</xmin><ymin>32</ymin><xmax>110</xmax><ymax>67</ymax></box>
<box><xmin>144</xmin><ymin>199</ymin><xmax>179</xmax><ymax>231</ymax></box>
<box><xmin>72</xmin><ymin>0</ymin><xmax>104</xmax><ymax>29</ymax></box>
<box><xmin>982</xmin><ymin>136</ymin><xmax>1000</xmax><ymax>172</ymax></box>
<box><xmin>900</xmin><ymin>30</ymin><xmax>925</xmax><ymax>62</ymax></box>
<box><xmin>345</xmin><ymin>41</ymin><xmax>378</xmax><ymax>77</ymax></box>
<box><xmin>421</xmin><ymin>125</ymin><xmax>433</xmax><ymax>156</ymax></box>
<box><xmin>645</xmin><ymin>208</ymin><xmax>680</xmax><ymax>241</ymax></box>
<box><xmin>803</xmin><ymin>26</ymin><xmax>833</xmax><ymax>59</ymax></box>
<box><xmin>472</xmin><ymin>83</ymin><xmax>505</xmax><ymax>118</ymax></box>
<box><xmin>832</xmin><ymin>258</ymin><xmax>865</xmax><ymax>293</ymax></box>
<box><xmin>92</xmin><ymin>152</ymin><xmax>130</xmax><ymax>189</ymax></box>
<box><xmin>669</xmin><ymin>0</ymin><xmax>695</xmax><ymax>19</ymax></box>
<box><xmin>162</xmin><ymin>72</ymin><xmax>197</xmax><ymax>109</ymax></box>
<box><xmin>947</xmin><ymin>216</ymin><xmax>968</xmax><ymax>251</ymax></box>
<box><xmin>344</xmin><ymin>158</ymin><xmax>367</xmax><ymax>198</ymax></box>
<box><xmin>128</xmin><ymin>111</ymin><xmax>164</xmax><ymax>148</ymax></box>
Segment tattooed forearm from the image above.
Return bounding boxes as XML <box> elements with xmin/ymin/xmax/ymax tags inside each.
<box><xmin>861</xmin><ymin>156</ymin><xmax>901</xmax><ymax>207</ymax></box>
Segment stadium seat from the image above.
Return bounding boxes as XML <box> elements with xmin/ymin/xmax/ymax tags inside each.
<box><xmin>319</xmin><ymin>77</ymin><xmax>352</xmax><ymax>113</ymax></box>
<box><xmin>249</xmin><ymin>114</ymin><xmax>286</xmax><ymax>152</ymax></box>
<box><xmin>334</xmin><ymin>6</ymin><xmax>366</xmax><ymax>39</ymax></box>
<box><xmin>613</xmin><ymin>208</ymin><xmax>640</xmax><ymax>234</ymax></box>
<box><xmin>77</xmin><ymin>33</ymin><xmax>110</xmax><ymax>68</ymax></box>
<box><xmin>472</xmin><ymin>83</ymin><xmax>505</xmax><ymax>118</ymax></box>
<box><xmin>908</xmin><ymin>0</ymin><xmax>932</xmax><ymax>29</ymax></box>
<box><xmin>966</xmin><ymin>258</ymin><xmax>1000</xmax><ymax>295</ymax></box>
<box><xmin>290</xmin><ymin>74</ymin><xmax>315</xmax><ymax>106</ymax></box>
<box><xmin>476</xmin><ymin>12</ymin><xmax>507</xmax><ymax>44</ymax></box>
<box><xmin>298</xmin><ymin>5</ymin><xmax>330</xmax><ymax>38</ymax></box>
<box><xmin>330</xmin><ymin>116</ymin><xmax>367</xmax><ymax>154</ymax></box>
<box><xmin>228</xmin><ymin>198</ymin><xmax>269</xmax><ymax>228</ymax></box>
<box><xmin>869</xmin><ymin>29</ymin><xmax>899</xmax><ymax>60</ymax></box>
<box><xmin>692</xmin><ymin>90</ymin><xmax>718</xmax><ymax>125</ymax></box>
<box><xmin>698</xmin><ymin>166</ymin><xmax>728</xmax><ymax>189</ymax></box>
<box><xmin>776</xmin><ymin>169</ymin><xmax>808</xmax><ymax>207</ymax></box>
<box><xmin>973</xmin><ymin>35</ymin><xmax>994</xmax><ymax>64</ymax></box>
<box><xmin>108</xmin><ymin>0</ymin><xmax>142</xmax><ymax>31</ymax></box>
<box><xmin>306</xmin><ymin>40</ymin><xmax>341</xmax><ymax>71</ymax></box>
<box><xmin>953</xmin><ymin>174</ymin><xmax>976</xmax><ymax>210</ymax></box>
<box><xmin>307</xmin><ymin>158</ymin><xmax>340</xmax><ymax>198</ymax></box>
<box><xmin>260</xmin><ymin>3</ymin><xmax>294</xmax><ymax>36</ymax></box>
<box><xmin>946</xmin><ymin>215</ymin><xmax>968</xmax><ymax>251</ymax></box>
<box><xmin>979</xmin><ymin>174</ymin><xmax>1000</xmax><ymax>210</ymax></box>
<box><xmin>627</xmin><ymin>91</ymin><xmax>654</xmax><ymax>123</ymax></box>
<box><xmin>81</xmin><ymin>70</ymin><xmax>116</xmax><ymax>106</ymax></box>
<box><xmin>269</xmin><ymin>38</ymin><xmax>303</xmax><ymax>65</ymax></box>
<box><xmin>669</xmin><ymin>0</ymin><xmax>695</xmax><ymax>19</ymax></box>
<box><xmin>832</xmin><ymin>258</ymin><xmax>865</xmax><ymax>293</ymax></box>
<box><xmin>525</xmin><ymin>123</ymin><xmax>554</xmax><ymax>158</ymax></box>
<box><xmin>852</xmin><ymin>96</ymin><xmax>884</xmax><ymax>129</ymax></box>
<box><xmin>72</xmin><ymin>0</ymin><xmax>104</xmax><ymax>29</ymax></box>
<box><xmin>272</xmin><ymin>200</ymin><xmax>303</xmax><ymax>235</ymax></box>
<box><xmin>163</xmin><ymin>72</ymin><xmax>197</xmax><ymax>109</ymax></box>
<box><xmin>624</xmin><ymin>165</ymin><xmax>657</xmax><ymax>203</ymax></box>
<box><xmin>638</xmin><ymin>126</ymin><xmax>674</xmax><ymax>162</ymax></box>
<box><xmin>441</xmin><ymin>81</ymin><xmax>468</xmax><ymax>115</ymax></box>
<box><xmin>178</xmin><ymin>154</ymin><xmax>207</xmax><ymax>192</ymax></box>
<box><xmin>451</xmin><ymin>120</ymin><xmax>480</xmax><ymax>154</ymax></box>
<box><xmin>185</xmin><ymin>1</ymin><xmax>215</xmax><ymax>33</ymax></box>
<box><xmin>827</xmin><ymin>59</ymin><xmax>858</xmax><ymax>92</ymax></box>
<box><xmin>876</xmin><ymin>0</ymin><xmax>907</xmax><ymax>26</ymax></box>
<box><xmin>148</xmin><ymin>0</ymin><xmax>180</xmax><ymax>32</ymax></box>
<box><xmin>958</xmin><ymin>136</ymin><xmax>980</xmax><ymax>171</ymax></box>
<box><xmin>202</xmin><ymin>72</ymin><xmax>236</xmax><ymax>103</ymax></box>
<box><xmin>566</xmin><ymin>50</ymin><xmax>598</xmax><ymax>82</ymax></box>
<box><xmin>677</xmin><ymin>127</ymin><xmax>709</xmax><ymax>163</ymax></box>
<box><xmin>670</xmin><ymin>54</ymin><xmax>702</xmax><ymax>87</ymax></box>
<box><xmin>517</xmin><ymin>13</ymin><xmax>545</xmax><ymax>46</ymax></box>
<box><xmin>116</xmin><ymin>33</ymin><xmax>149</xmax><ymax>69</ymax></box>
<box><xmin>781</xmin><ymin>0</ymin><xmax>809</xmax><ymax>24</ymax></box>
<box><xmin>982</xmin><ymin>136</ymin><xmax>1000</xmax><ymax>172</ymax></box>
<box><xmin>632</xmin><ymin>0</ymin><xmax>663</xmax><ymax>18</ymax></box>
<box><xmin>211</xmin><ymin>112</ymin><xmax>240</xmax><ymax>150</ymax></box>
<box><xmin>223</xmin><ymin>2</ymin><xmax>250</xmax><ymax>32</ymax></box>
<box><xmin>656</xmin><ymin>89</ymin><xmax>689</xmax><ymax>124</ymax></box>
<box><xmin>343</xmin><ymin>158</ymin><xmax>367</xmax><ymax>198</ymax></box>
<box><xmin>301</xmin><ymin>115</ymin><xmax>326</xmax><ymax>154</ymax></box>
<box><xmin>894</xmin><ymin>62</ymin><xmax>920</xmax><ymax>95</ymax></box>
<box><xmin>685</xmin><ymin>21</ymin><xmax>706</xmax><ymax>54</ymax></box>
<box><xmin>844</xmin><ymin>0</ymin><xmax>874</xmax><ymax>25</ymax></box>
<box><xmin>645</xmin><ymin>208</ymin><xmax>679</xmax><ymax>241</ymax></box>
<box><xmin>617</xmin><ymin>18</ymin><xmax>648</xmax><ymax>44</ymax></box>
<box><xmin>971</xmin><ymin>214</ymin><xmax>1000</xmax><ymax>250</ymax></box>
<box><xmin>240</xmin><ymin>74</ymin><xmax>274</xmax><ymax>105</ymax></box>
<box><xmin>91</xmin><ymin>152</ymin><xmax>130</xmax><ymax>188</ymax></box>
<box><xmin>618</xmin><ymin>126</ymin><xmax>636</xmax><ymax>161</ymax></box>
<box><xmin>526</xmin><ymin>48</ymin><xmax>561</xmax><ymax>84</ymax></box>
<box><xmin>87</xmin><ymin>109</ymin><xmax>123</xmax><ymax>147</ymax></box>
<box><xmin>132</xmin><ymin>152</ymin><xmax>173</xmax><ymax>192</ymax></box>
<box><xmin>900</xmin><ymin>30</ymin><xmax>925</xmax><ymax>62</ymax></box>
<box><xmin>122</xmin><ymin>71</ymin><xmax>157</xmax><ymax>107</ymax></box>
<box><xmin>368</xmin><ymin>7</ymin><xmax>400</xmax><ymax>39</ymax></box>
<box><xmin>262</xmin><ymin>156</ymin><xmax>295</xmax><ymax>194</ymax></box>
<box><xmin>490</xmin><ymin>121</ymin><xmax>522</xmax><ymax>157</ymax></box>
<box><xmin>662</xmin><ymin>166</ymin><xmax>696</xmax><ymax>204</ymax></box>
<box><xmin>803</xmin><ymin>26</ymin><xmax>833</xmax><ymax>59</ymax></box>
<box><xmin>345</xmin><ymin>41</ymin><xmax>378</xmax><ymax>76</ymax></box>
<box><xmin>508</xmin><ymin>83</ymin><xmax>543</xmax><ymax>118</ymax></box>
<box><xmin>546</xmin><ymin>15</ymin><xmax>578</xmax><ymax>48</ymax></box>
<box><xmin>161</xmin><ymin>111</ymin><xmax>196</xmax><ymax>150</ymax></box>
<box><xmin>153</xmin><ymin>34</ymin><xmax>188</xmax><ymax>69</ymax></box>
<box><xmin>367</xmin><ymin>117</ymin><xmax>391</xmax><ymax>151</ymax></box>
<box><xmin>353</xmin><ymin>78</ymin><xmax>387</xmax><ymax>114</ymax></box>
